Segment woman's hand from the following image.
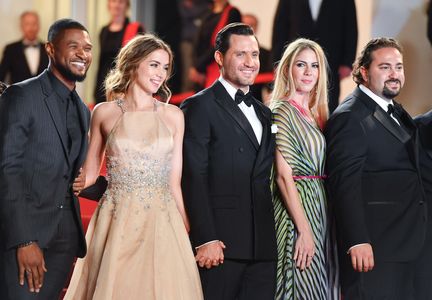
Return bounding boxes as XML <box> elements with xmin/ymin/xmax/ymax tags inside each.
<box><xmin>293</xmin><ymin>229</ymin><xmax>315</xmax><ymax>270</ymax></box>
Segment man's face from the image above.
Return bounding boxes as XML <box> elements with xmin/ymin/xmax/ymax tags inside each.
<box><xmin>21</xmin><ymin>13</ymin><xmax>40</xmax><ymax>41</ymax></box>
<box><xmin>361</xmin><ymin>47</ymin><xmax>405</xmax><ymax>100</ymax></box>
<box><xmin>215</xmin><ymin>34</ymin><xmax>260</xmax><ymax>92</ymax></box>
<box><xmin>46</xmin><ymin>29</ymin><xmax>92</xmax><ymax>86</ymax></box>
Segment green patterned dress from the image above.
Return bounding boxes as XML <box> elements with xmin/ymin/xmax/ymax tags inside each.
<box><xmin>271</xmin><ymin>100</ymin><xmax>338</xmax><ymax>300</ymax></box>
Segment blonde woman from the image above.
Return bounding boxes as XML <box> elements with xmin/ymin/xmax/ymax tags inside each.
<box><xmin>65</xmin><ymin>34</ymin><xmax>203</xmax><ymax>299</ymax></box>
<box><xmin>270</xmin><ymin>38</ymin><xmax>338</xmax><ymax>299</ymax></box>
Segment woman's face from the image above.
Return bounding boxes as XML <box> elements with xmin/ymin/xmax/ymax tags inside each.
<box><xmin>108</xmin><ymin>0</ymin><xmax>129</xmax><ymax>19</ymax></box>
<box><xmin>135</xmin><ymin>49</ymin><xmax>170</xmax><ymax>95</ymax></box>
<box><xmin>291</xmin><ymin>48</ymin><xmax>319</xmax><ymax>95</ymax></box>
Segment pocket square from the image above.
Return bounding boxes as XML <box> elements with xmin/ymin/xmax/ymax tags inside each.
<box><xmin>271</xmin><ymin>124</ymin><xmax>278</xmax><ymax>133</ymax></box>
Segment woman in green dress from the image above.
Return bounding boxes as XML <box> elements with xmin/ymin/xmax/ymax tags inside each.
<box><xmin>270</xmin><ymin>38</ymin><xmax>339</xmax><ymax>300</ymax></box>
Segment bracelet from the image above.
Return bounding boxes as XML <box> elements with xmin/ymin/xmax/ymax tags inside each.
<box><xmin>17</xmin><ymin>241</ymin><xmax>35</xmax><ymax>248</ymax></box>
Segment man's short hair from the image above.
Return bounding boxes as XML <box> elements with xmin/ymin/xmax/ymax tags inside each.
<box><xmin>352</xmin><ymin>37</ymin><xmax>403</xmax><ymax>85</ymax></box>
<box><xmin>215</xmin><ymin>22</ymin><xmax>257</xmax><ymax>55</ymax></box>
<box><xmin>47</xmin><ymin>18</ymin><xmax>88</xmax><ymax>44</ymax></box>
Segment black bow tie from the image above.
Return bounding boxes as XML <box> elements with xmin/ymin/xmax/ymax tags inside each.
<box><xmin>387</xmin><ymin>103</ymin><xmax>403</xmax><ymax>117</ymax></box>
<box><xmin>234</xmin><ymin>90</ymin><xmax>253</xmax><ymax>107</ymax></box>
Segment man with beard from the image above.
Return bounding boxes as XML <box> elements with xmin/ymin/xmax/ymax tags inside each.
<box><xmin>325</xmin><ymin>37</ymin><xmax>427</xmax><ymax>299</ymax></box>
<box><xmin>0</xmin><ymin>19</ymin><xmax>92</xmax><ymax>299</ymax></box>
<box><xmin>181</xmin><ymin>23</ymin><xmax>277</xmax><ymax>299</ymax></box>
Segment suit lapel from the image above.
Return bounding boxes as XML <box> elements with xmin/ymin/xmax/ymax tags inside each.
<box><xmin>212</xmin><ymin>82</ymin><xmax>260</xmax><ymax>150</ymax></box>
<box><xmin>74</xmin><ymin>96</ymin><xmax>89</xmax><ymax>175</ymax></box>
<box><xmin>372</xmin><ymin>107</ymin><xmax>411</xmax><ymax>144</ymax></box>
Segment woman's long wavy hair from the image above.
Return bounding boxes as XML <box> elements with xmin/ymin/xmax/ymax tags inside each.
<box><xmin>104</xmin><ymin>33</ymin><xmax>173</xmax><ymax>102</ymax></box>
<box><xmin>270</xmin><ymin>38</ymin><xmax>329</xmax><ymax>127</ymax></box>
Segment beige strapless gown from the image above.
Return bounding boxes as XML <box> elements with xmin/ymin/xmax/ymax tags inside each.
<box><xmin>65</xmin><ymin>101</ymin><xmax>203</xmax><ymax>300</ymax></box>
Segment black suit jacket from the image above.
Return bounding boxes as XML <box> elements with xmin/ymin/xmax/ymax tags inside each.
<box><xmin>181</xmin><ymin>81</ymin><xmax>277</xmax><ymax>260</ymax></box>
<box><xmin>0</xmin><ymin>40</ymin><xmax>49</xmax><ymax>84</ymax></box>
<box><xmin>325</xmin><ymin>88</ymin><xmax>427</xmax><ymax>264</ymax></box>
<box><xmin>0</xmin><ymin>70</ymin><xmax>89</xmax><ymax>257</ymax></box>
<box><xmin>271</xmin><ymin>0</ymin><xmax>357</xmax><ymax>71</ymax></box>
<box><xmin>415</xmin><ymin>110</ymin><xmax>432</xmax><ymax>214</ymax></box>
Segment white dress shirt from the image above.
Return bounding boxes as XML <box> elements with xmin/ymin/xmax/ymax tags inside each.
<box><xmin>23</xmin><ymin>40</ymin><xmax>40</xmax><ymax>76</ymax></box>
<box><xmin>359</xmin><ymin>84</ymin><xmax>400</xmax><ymax>125</ymax></box>
<box><xmin>309</xmin><ymin>0</ymin><xmax>323</xmax><ymax>21</ymax></box>
<box><xmin>219</xmin><ymin>76</ymin><xmax>263</xmax><ymax>144</ymax></box>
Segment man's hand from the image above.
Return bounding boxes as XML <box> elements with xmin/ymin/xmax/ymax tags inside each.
<box><xmin>195</xmin><ymin>241</ymin><xmax>226</xmax><ymax>269</ymax></box>
<box><xmin>349</xmin><ymin>243</ymin><xmax>374</xmax><ymax>272</ymax></box>
<box><xmin>72</xmin><ymin>168</ymin><xmax>85</xmax><ymax>196</ymax></box>
<box><xmin>17</xmin><ymin>243</ymin><xmax>47</xmax><ymax>293</ymax></box>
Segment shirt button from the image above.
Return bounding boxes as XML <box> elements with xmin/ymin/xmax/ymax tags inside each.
<box><xmin>239</xmin><ymin>147</ymin><xmax>244</xmax><ymax>152</ymax></box>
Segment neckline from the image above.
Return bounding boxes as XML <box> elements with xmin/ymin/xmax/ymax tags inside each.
<box><xmin>116</xmin><ymin>98</ymin><xmax>158</xmax><ymax>113</ymax></box>
<box><xmin>285</xmin><ymin>99</ymin><xmax>318</xmax><ymax>129</ymax></box>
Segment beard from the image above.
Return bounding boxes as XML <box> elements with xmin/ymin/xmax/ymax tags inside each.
<box><xmin>382</xmin><ymin>79</ymin><xmax>401</xmax><ymax>99</ymax></box>
<box><xmin>55</xmin><ymin>62</ymin><xmax>88</xmax><ymax>82</ymax></box>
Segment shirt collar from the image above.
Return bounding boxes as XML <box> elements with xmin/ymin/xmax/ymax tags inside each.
<box><xmin>359</xmin><ymin>84</ymin><xmax>394</xmax><ymax>112</ymax></box>
<box><xmin>47</xmin><ymin>70</ymin><xmax>74</xmax><ymax>101</ymax></box>
<box><xmin>218</xmin><ymin>76</ymin><xmax>249</xmax><ymax>101</ymax></box>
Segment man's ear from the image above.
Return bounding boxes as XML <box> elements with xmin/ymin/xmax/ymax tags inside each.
<box><xmin>360</xmin><ymin>66</ymin><xmax>368</xmax><ymax>83</ymax></box>
<box><xmin>214</xmin><ymin>50</ymin><xmax>223</xmax><ymax>68</ymax></box>
<box><xmin>45</xmin><ymin>42</ymin><xmax>54</xmax><ymax>58</ymax></box>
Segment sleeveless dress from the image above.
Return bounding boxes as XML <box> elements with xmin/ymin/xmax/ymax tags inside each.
<box><xmin>65</xmin><ymin>100</ymin><xmax>203</xmax><ymax>300</ymax></box>
<box><xmin>270</xmin><ymin>101</ymin><xmax>339</xmax><ymax>300</ymax></box>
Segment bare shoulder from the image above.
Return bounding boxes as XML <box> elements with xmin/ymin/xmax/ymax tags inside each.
<box><xmin>157</xmin><ymin>102</ymin><xmax>184</xmax><ymax>133</ymax></box>
<box><xmin>91</xmin><ymin>101</ymin><xmax>124</xmax><ymax>137</ymax></box>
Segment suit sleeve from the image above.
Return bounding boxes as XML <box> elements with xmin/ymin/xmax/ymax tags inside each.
<box><xmin>181</xmin><ymin>98</ymin><xmax>218</xmax><ymax>247</ymax></box>
<box><xmin>340</xmin><ymin>0</ymin><xmax>358</xmax><ymax>67</ymax></box>
<box><xmin>0</xmin><ymin>86</ymin><xmax>36</xmax><ymax>248</ymax></box>
<box><xmin>0</xmin><ymin>45</ymin><xmax>12</xmax><ymax>82</ymax></box>
<box><xmin>325</xmin><ymin>111</ymin><xmax>370</xmax><ymax>252</ymax></box>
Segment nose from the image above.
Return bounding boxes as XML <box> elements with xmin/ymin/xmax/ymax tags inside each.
<box><xmin>244</xmin><ymin>54</ymin><xmax>254</xmax><ymax>67</ymax></box>
<box><xmin>304</xmin><ymin>65</ymin><xmax>312</xmax><ymax>75</ymax></box>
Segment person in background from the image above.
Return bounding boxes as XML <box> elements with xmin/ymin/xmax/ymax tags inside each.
<box><xmin>179</xmin><ymin>0</ymin><xmax>211</xmax><ymax>92</ymax></box>
<box><xmin>0</xmin><ymin>18</ymin><xmax>92</xmax><ymax>299</ymax></box>
<box><xmin>0</xmin><ymin>11</ymin><xmax>49</xmax><ymax>84</ymax></box>
<box><xmin>242</xmin><ymin>13</ymin><xmax>272</xmax><ymax>104</ymax></box>
<box><xmin>64</xmin><ymin>34</ymin><xmax>203</xmax><ymax>299</ymax></box>
<box><xmin>271</xmin><ymin>0</ymin><xmax>357</xmax><ymax>113</ymax></box>
<box><xmin>189</xmin><ymin>0</ymin><xmax>241</xmax><ymax>90</ymax></box>
<box><xmin>270</xmin><ymin>38</ymin><xmax>339</xmax><ymax>300</ymax></box>
<box><xmin>325</xmin><ymin>37</ymin><xmax>427</xmax><ymax>299</ymax></box>
<box><xmin>94</xmin><ymin>0</ymin><xmax>143</xmax><ymax>104</ymax></box>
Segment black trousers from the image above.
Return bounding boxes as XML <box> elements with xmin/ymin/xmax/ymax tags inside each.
<box><xmin>0</xmin><ymin>209</ymin><xmax>80</xmax><ymax>300</ymax></box>
<box><xmin>199</xmin><ymin>258</ymin><xmax>276</xmax><ymax>300</ymax></box>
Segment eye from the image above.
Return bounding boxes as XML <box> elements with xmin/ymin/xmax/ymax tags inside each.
<box><xmin>295</xmin><ymin>62</ymin><xmax>305</xmax><ymax>67</ymax></box>
<box><xmin>379</xmin><ymin>65</ymin><xmax>390</xmax><ymax>70</ymax></box>
<box><xmin>312</xmin><ymin>63</ymin><xmax>319</xmax><ymax>69</ymax></box>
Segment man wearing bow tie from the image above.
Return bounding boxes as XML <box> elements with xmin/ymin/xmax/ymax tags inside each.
<box><xmin>181</xmin><ymin>22</ymin><xmax>277</xmax><ymax>300</ymax></box>
<box><xmin>325</xmin><ymin>37</ymin><xmax>427</xmax><ymax>299</ymax></box>
<box><xmin>0</xmin><ymin>11</ymin><xmax>49</xmax><ymax>84</ymax></box>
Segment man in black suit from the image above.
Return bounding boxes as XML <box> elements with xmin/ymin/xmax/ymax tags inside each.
<box><xmin>181</xmin><ymin>23</ymin><xmax>277</xmax><ymax>300</ymax></box>
<box><xmin>0</xmin><ymin>11</ymin><xmax>49</xmax><ymax>84</ymax></box>
<box><xmin>271</xmin><ymin>0</ymin><xmax>358</xmax><ymax>113</ymax></box>
<box><xmin>325</xmin><ymin>37</ymin><xmax>427</xmax><ymax>299</ymax></box>
<box><xmin>414</xmin><ymin>111</ymin><xmax>432</xmax><ymax>299</ymax></box>
<box><xmin>0</xmin><ymin>19</ymin><xmax>92</xmax><ymax>299</ymax></box>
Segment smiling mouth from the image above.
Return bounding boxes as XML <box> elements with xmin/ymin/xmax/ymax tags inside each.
<box><xmin>71</xmin><ymin>61</ymin><xmax>86</xmax><ymax>71</ymax></box>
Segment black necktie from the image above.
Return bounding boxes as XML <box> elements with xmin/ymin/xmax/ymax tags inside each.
<box><xmin>387</xmin><ymin>103</ymin><xmax>408</xmax><ymax>131</ymax></box>
<box><xmin>235</xmin><ymin>90</ymin><xmax>253</xmax><ymax>107</ymax></box>
<box><xmin>66</xmin><ymin>91</ymin><xmax>81</xmax><ymax>157</ymax></box>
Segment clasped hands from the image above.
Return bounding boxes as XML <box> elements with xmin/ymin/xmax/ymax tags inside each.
<box><xmin>195</xmin><ymin>241</ymin><xmax>226</xmax><ymax>269</ymax></box>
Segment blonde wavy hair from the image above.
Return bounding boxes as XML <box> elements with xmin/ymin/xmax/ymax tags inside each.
<box><xmin>270</xmin><ymin>38</ymin><xmax>329</xmax><ymax>126</ymax></box>
<box><xmin>104</xmin><ymin>33</ymin><xmax>173</xmax><ymax>102</ymax></box>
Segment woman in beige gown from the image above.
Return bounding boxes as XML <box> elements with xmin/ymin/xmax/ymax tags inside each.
<box><xmin>64</xmin><ymin>34</ymin><xmax>203</xmax><ymax>299</ymax></box>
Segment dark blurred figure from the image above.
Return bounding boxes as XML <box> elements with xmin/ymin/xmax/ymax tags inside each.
<box><xmin>155</xmin><ymin>0</ymin><xmax>183</xmax><ymax>94</ymax></box>
<box><xmin>179</xmin><ymin>0</ymin><xmax>211</xmax><ymax>92</ymax></box>
<box><xmin>189</xmin><ymin>0</ymin><xmax>241</xmax><ymax>90</ymax></box>
<box><xmin>94</xmin><ymin>0</ymin><xmax>144</xmax><ymax>104</ymax></box>
<box><xmin>0</xmin><ymin>11</ymin><xmax>48</xmax><ymax>84</ymax></box>
<box><xmin>242</xmin><ymin>13</ymin><xmax>272</xmax><ymax>104</ymax></box>
<box><xmin>414</xmin><ymin>111</ymin><xmax>432</xmax><ymax>300</ymax></box>
<box><xmin>271</xmin><ymin>0</ymin><xmax>358</xmax><ymax>113</ymax></box>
